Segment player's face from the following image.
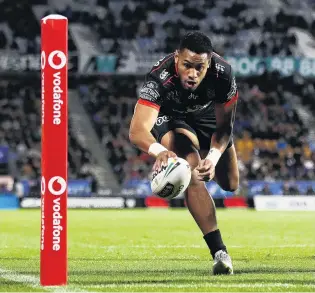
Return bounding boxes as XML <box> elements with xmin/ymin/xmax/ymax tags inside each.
<box><xmin>175</xmin><ymin>49</ymin><xmax>210</xmax><ymax>91</ymax></box>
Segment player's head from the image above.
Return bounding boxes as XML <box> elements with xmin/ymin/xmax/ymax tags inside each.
<box><xmin>175</xmin><ymin>31</ymin><xmax>213</xmax><ymax>91</ymax></box>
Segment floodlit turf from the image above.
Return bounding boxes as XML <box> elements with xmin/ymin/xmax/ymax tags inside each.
<box><xmin>0</xmin><ymin>208</ymin><xmax>314</xmax><ymax>292</ymax></box>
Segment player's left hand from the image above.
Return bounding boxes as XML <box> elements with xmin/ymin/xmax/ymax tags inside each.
<box><xmin>196</xmin><ymin>158</ymin><xmax>215</xmax><ymax>181</ymax></box>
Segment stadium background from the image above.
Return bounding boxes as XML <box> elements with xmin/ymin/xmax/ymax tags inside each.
<box><xmin>0</xmin><ymin>0</ymin><xmax>315</xmax><ymax>210</ymax></box>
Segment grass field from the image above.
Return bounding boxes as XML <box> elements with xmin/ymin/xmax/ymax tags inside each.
<box><xmin>0</xmin><ymin>208</ymin><xmax>314</xmax><ymax>292</ymax></box>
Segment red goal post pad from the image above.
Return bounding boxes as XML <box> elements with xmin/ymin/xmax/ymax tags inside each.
<box><xmin>40</xmin><ymin>14</ymin><xmax>68</xmax><ymax>286</ymax></box>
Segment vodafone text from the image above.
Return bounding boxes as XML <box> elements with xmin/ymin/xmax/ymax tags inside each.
<box><xmin>41</xmin><ymin>50</ymin><xmax>66</xmax><ymax>125</ymax></box>
<box><xmin>52</xmin><ymin>196</ymin><xmax>63</xmax><ymax>251</ymax></box>
<box><xmin>41</xmin><ymin>176</ymin><xmax>66</xmax><ymax>251</ymax></box>
<box><xmin>52</xmin><ymin>72</ymin><xmax>63</xmax><ymax>125</ymax></box>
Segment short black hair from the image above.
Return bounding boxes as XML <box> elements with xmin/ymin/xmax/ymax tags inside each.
<box><xmin>179</xmin><ymin>31</ymin><xmax>213</xmax><ymax>55</ymax></box>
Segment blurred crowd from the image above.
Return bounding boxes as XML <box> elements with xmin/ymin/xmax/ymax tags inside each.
<box><xmin>0</xmin><ymin>79</ymin><xmax>94</xmax><ymax>182</ymax></box>
<box><xmin>0</xmin><ymin>0</ymin><xmax>315</xmax><ymax>195</ymax></box>
<box><xmin>78</xmin><ymin>71</ymin><xmax>315</xmax><ymax>185</ymax></box>
<box><xmin>74</xmin><ymin>0</ymin><xmax>315</xmax><ymax>56</ymax></box>
<box><xmin>1</xmin><ymin>0</ymin><xmax>315</xmax><ymax>56</ymax></box>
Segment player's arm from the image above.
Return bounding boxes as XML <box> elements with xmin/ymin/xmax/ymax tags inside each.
<box><xmin>197</xmin><ymin>69</ymin><xmax>238</xmax><ymax>180</ymax></box>
<box><xmin>129</xmin><ymin>102</ymin><xmax>177</xmax><ymax>170</ymax></box>
<box><xmin>207</xmin><ymin>69</ymin><xmax>238</xmax><ymax>166</ymax></box>
<box><xmin>210</xmin><ymin>94</ymin><xmax>238</xmax><ymax>160</ymax></box>
<box><xmin>129</xmin><ymin>77</ymin><xmax>177</xmax><ymax>169</ymax></box>
<box><xmin>129</xmin><ymin>102</ymin><xmax>159</xmax><ymax>155</ymax></box>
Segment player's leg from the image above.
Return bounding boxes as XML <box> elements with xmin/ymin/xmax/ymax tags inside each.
<box><xmin>152</xmin><ymin>116</ymin><xmax>232</xmax><ymax>274</ymax></box>
<box><xmin>160</xmin><ymin>128</ymin><xmax>232</xmax><ymax>274</ymax></box>
<box><xmin>186</xmin><ymin>116</ymin><xmax>236</xmax><ymax>274</ymax></box>
<box><xmin>161</xmin><ymin>128</ymin><xmax>218</xmax><ymax>234</ymax></box>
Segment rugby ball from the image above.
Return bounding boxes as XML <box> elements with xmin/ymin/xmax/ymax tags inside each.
<box><xmin>150</xmin><ymin>157</ymin><xmax>191</xmax><ymax>199</ymax></box>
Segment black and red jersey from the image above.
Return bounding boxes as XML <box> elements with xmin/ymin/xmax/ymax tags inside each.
<box><xmin>138</xmin><ymin>52</ymin><xmax>238</xmax><ymax>118</ymax></box>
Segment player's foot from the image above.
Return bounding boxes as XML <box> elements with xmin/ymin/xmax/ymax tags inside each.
<box><xmin>213</xmin><ymin>250</ymin><xmax>233</xmax><ymax>275</ymax></box>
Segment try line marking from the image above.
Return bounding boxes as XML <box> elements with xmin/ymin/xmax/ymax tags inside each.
<box><xmin>88</xmin><ymin>283</ymin><xmax>315</xmax><ymax>289</ymax></box>
<box><xmin>0</xmin><ymin>267</ymin><xmax>86</xmax><ymax>292</ymax></box>
<box><xmin>80</xmin><ymin>243</ymin><xmax>315</xmax><ymax>249</ymax></box>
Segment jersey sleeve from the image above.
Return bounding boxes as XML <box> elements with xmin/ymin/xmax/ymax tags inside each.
<box><xmin>216</xmin><ymin>67</ymin><xmax>238</xmax><ymax>105</ymax></box>
<box><xmin>138</xmin><ymin>75</ymin><xmax>164</xmax><ymax>111</ymax></box>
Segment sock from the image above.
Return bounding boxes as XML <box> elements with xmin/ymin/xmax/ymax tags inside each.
<box><xmin>203</xmin><ymin>229</ymin><xmax>227</xmax><ymax>259</ymax></box>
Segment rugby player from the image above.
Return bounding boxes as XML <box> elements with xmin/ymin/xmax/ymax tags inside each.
<box><xmin>129</xmin><ymin>31</ymin><xmax>239</xmax><ymax>275</ymax></box>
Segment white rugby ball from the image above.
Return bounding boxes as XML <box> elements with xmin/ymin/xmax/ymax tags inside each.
<box><xmin>150</xmin><ymin>157</ymin><xmax>191</xmax><ymax>199</ymax></box>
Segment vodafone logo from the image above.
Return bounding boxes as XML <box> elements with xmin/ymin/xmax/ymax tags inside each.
<box><xmin>47</xmin><ymin>50</ymin><xmax>67</xmax><ymax>70</ymax></box>
<box><xmin>41</xmin><ymin>50</ymin><xmax>67</xmax><ymax>70</ymax></box>
<box><xmin>48</xmin><ymin>176</ymin><xmax>67</xmax><ymax>196</ymax></box>
<box><xmin>41</xmin><ymin>51</ymin><xmax>46</xmax><ymax>69</ymax></box>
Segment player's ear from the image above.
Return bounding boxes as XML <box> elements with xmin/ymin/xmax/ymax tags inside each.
<box><xmin>207</xmin><ymin>54</ymin><xmax>212</xmax><ymax>68</ymax></box>
<box><xmin>174</xmin><ymin>50</ymin><xmax>179</xmax><ymax>64</ymax></box>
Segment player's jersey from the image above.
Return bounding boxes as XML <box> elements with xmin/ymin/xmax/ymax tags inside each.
<box><xmin>138</xmin><ymin>52</ymin><xmax>238</xmax><ymax>118</ymax></box>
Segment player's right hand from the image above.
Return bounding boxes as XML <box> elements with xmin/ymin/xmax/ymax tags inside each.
<box><xmin>153</xmin><ymin>151</ymin><xmax>177</xmax><ymax>171</ymax></box>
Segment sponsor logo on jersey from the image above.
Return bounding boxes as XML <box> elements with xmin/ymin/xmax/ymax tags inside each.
<box><xmin>188</xmin><ymin>93</ymin><xmax>198</xmax><ymax>100</ymax></box>
<box><xmin>146</xmin><ymin>81</ymin><xmax>159</xmax><ymax>89</ymax></box>
<box><xmin>160</xmin><ymin>69</ymin><xmax>170</xmax><ymax>80</ymax></box>
<box><xmin>140</xmin><ymin>87</ymin><xmax>159</xmax><ymax>99</ymax></box>
<box><xmin>215</xmin><ymin>63</ymin><xmax>225</xmax><ymax>73</ymax></box>
<box><xmin>172</xmin><ymin>101</ymin><xmax>212</xmax><ymax>113</ymax></box>
<box><xmin>140</xmin><ymin>82</ymin><xmax>160</xmax><ymax>102</ymax></box>
<box><xmin>156</xmin><ymin>115</ymin><xmax>171</xmax><ymax>126</ymax></box>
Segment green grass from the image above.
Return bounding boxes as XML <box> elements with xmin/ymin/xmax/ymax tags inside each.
<box><xmin>0</xmin><ymin>208</ymin><xmax>315</xmax><ymax>292</ymax></box>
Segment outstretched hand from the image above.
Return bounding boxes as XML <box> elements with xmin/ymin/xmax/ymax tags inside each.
<box><xmin>196</xmin><ymin>158</ymin><xmax>215</xmax><ymax>181</ymax></box>
<box><xmin>153</xmin><ymin>150</ymin><xmax>177</xmax><ymax>171</ymax></box>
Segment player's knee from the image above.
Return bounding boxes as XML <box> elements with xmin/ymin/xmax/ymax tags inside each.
<box><xmin>168</xmin><ymin>133</ymin><xmax>203</xmax><ymax>187</ymax></box>
<box><xmin>188</xmin><ymin>169</ymin><xmax>205</xmax><ymax>188</ymax></box>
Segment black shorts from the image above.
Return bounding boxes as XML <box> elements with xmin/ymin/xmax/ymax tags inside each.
<box><xmin>151</xmin><ymin>112</ymin><xmax>233</xmax><ymax>151</ymax></box>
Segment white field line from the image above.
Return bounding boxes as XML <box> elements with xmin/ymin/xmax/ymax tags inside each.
<box><xmin>0</xmin><ymin>267</ymin><xmax>86</xmax><ymax>292</ymax></box>
<box><xmin>3</xmin><ymin>243</ymin><xmax>314</xmax><ymax>250</ymax></box>
<box><xmin>88</xmin><ymin>282</ymin><xmax>315</xmax><ymax>289</ymax></box>
<box><xmin>1</xmin><ymin>267</ymin><xmax>314</xmax><ymax>291</ymax></box>
<box><xmin>79</xmin><ymin>243</ymin><xmax>315</xmax><ymax>249</ymax></box>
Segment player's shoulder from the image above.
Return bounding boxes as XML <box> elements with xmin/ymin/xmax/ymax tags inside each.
<box><xmin>146</xmin><ymin>53</ymin><xmax>176</xmax><ymax>82</ymax></box>
<box><xmin>207</xmin><ymin>52</ymin><xmax>233</xmax><ymax>81</ymax></box>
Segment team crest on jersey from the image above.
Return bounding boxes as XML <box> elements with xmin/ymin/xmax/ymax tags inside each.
<box><xmin>160</xmin><ymin>69</ymin><xmax>170</xmax><ymax>80</ymax></box>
